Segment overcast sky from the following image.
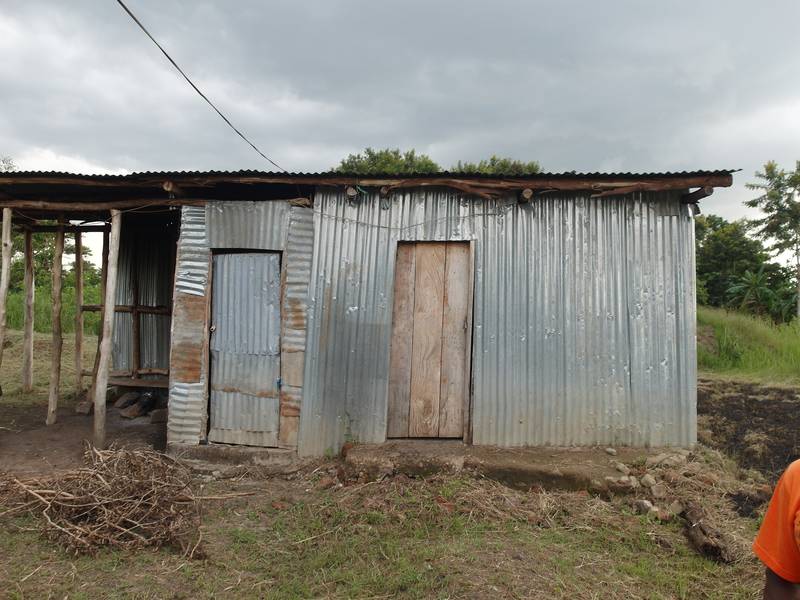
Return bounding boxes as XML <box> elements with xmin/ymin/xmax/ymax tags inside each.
<box><xmin>2</xmin><ymin>1</ymin><xmax>799</xmax><ymax>240</ymax></box>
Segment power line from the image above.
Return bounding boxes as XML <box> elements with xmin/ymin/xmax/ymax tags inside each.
<box><xmin>115</xmin><ymin>0</ymin><xmax>287</xmax><ymax>172</ymax></box>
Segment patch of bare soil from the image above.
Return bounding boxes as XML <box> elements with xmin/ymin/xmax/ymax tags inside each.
<box><xmin>0</xmin><ymin>400</ymin><xmax>166</xmax><ymax>476</ymax></box>
<box><xmin>698</xmin><ymin>378</ymin><xmax>800</xmax><ymax>480</ymax></box>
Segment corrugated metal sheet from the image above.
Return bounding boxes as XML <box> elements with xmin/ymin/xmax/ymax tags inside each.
<box><xmin>168</xmin><ymin>382</ymin><xmax>206</xmax><ymax>442</ymax></box>
<box><xmin>111</xmin><ymin>223</ymin><xmax>173</xmax><ymax>374</ymax></box>
<box><xmin>298</xmin><ymin>188</ymin><xmax>696</xmax><ymax>455</ymax></box>
<box><xmin>168</xmin><ymin>201</ymin><xmax>313</xmax><ymax>448</ymax></box>
<box><xmin>208</xmin><ymin>252</ymin><xmax>282</xmax><ymax>447</ymax></box>
<box><xmin>174</xmin><ymin>207</ymin><xmax>208</xmax><ymax>296</ymax></box>
<box><xmin>283</xmin><ymin>207</ymin><xmax>314</xmax><ymax>352</ymax></box>
<box><xmin>206</xmin><ymin>201</ymin><xmax>290</xmax><ymax>250</ymax></box>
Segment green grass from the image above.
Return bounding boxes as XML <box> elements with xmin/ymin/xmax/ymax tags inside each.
<box><xmin>5</xmin><ymin>285</ymin><xmax>102</xmax><ymax>335</ymax></box>
<box><xmin>0</xmin><ymin>476</ymin><xmax>763</xmax><ymax>599</ymax></box>
<box><xmin>697</xmin><ymin>306</ymin><xmax>800</xmax><ymax>385</ymax></box>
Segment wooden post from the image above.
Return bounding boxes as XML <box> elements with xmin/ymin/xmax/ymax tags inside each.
<box><xmin>131</xmin><ymin>238</ymin><xmax>140</xmax><ymax>378</ymax></box>
<box><xmin>74</xmin><ymin>231</ymin><xmax>83</xmax><ymax>394</ymax></box>
<box><xmin>88</xmin><ymin>229</ymin><xmax>109</xmax><ymax>402</ymax></box>
<box><xmin>0</xmin><ymin>208</ymin><xmax>12</xmax><ymax>395</ymax></box>
<box><xmin>46</xmin><ymin>222</ymin><xmax>65</xmax><ymax>425</ymax></box>
<box><xmin>93</xmin><ymin>210</ymin><xmax>121</xmax><ymax>448</ymax></box>
<box><xmin>22</xmin><ymin>230</ymin><xmax>34</xmax><ymax>393</ymax></box>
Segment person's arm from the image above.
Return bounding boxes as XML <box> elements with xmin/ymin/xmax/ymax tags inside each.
<box><xmin>765</xmin><ymin>567</ymin><xmax>800</xmax><ymax>599</ymax></box>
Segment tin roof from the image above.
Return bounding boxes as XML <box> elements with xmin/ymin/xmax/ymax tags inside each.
<box><xmin>0</xmin><ymin>168</ymin><xmax>737</xmax><ymax>213</ymax></box>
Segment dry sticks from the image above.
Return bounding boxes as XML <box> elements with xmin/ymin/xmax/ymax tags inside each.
<box><xmin>2</xmin><ymin>447</ymin><xmax>199</xmax><ymax>554</ymax></box>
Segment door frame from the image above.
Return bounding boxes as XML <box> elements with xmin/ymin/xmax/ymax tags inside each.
<box><xmin>206</xmin><ymin>248</ymin><xmax>285</xmax><ymax>446</ymax></box>
<box><xmin>385</xmin><ymin>239</ymin><xmax>476</xmax><ymax>441</ymax></box>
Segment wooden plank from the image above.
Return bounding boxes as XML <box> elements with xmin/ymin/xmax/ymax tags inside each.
<box><xmin>46</xmin><ymin>223</ymin><xmax>65</xmax><ymax>425</ymax></box>
<box><xmin>463</xmin><ymin>242</ymin><xmax>475</xmax><ymax>442</ymax></box>
<box><xmin>93</xmin><ymin>210</ymin><xmax>121</xmax><ymax>448</ymax></box>
<box><xmin>439</xmin><ymin>243</ymin><xmax>470</xmax><ymax>438</ymax></box>
<box><xmin>0</xmin><ymin>208</ymin><xmax>11</xmax><ymax>394</ymax></box>
<box><xmin>74</xmin><ymin>231</ymin><xmax>84</xmax><ymax>393</ymax></box>
<box><xmin>408</xmin><ymin>242</ymin><xmax>446</xmax><ymax>437</ymax></box>
<box><xmin>81</xmin><ymin>304</ymin><xmax>171</xmax><ymax>314</ymax></box>
<box><xmin>387</xmin><ymin>243</ymin><xmax>416</xmax><ymax>437</ymax></box>
<box><xmin>22</xmin><ymin>230</ymin><xmax>34</xmax><ymax>392</ymax></box>
<box><xmin>108</xmin><ymin>376</ymin><xmax>169</xmax><ymax>389</ymax></box>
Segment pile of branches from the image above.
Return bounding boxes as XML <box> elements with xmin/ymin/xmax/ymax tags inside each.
<box><xmin>0</xmin><ymin>446</ymin><xmax>200</xmax><ymax>554</ymax></box>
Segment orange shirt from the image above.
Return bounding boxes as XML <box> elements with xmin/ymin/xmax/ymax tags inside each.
<box><xmin>754</xmin><ymin>459</ymin><xmax>800</xmax><ymax>583</ymax></box>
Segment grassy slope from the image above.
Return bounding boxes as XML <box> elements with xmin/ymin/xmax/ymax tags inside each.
<box><xmin>697</xmin><ymin>306</ymin><xmax>800</xmax><ymax>385</ymax></box>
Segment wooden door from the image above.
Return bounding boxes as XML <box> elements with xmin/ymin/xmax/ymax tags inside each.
<box><xmin>387</xmin><ymin>242</ymin><xmax>471</xmax><ymax>438</ymax></box>
<box><xmin>208</xmin><ymin>252</ymin><xmax>281</xmax><ymax>446</ymax></box>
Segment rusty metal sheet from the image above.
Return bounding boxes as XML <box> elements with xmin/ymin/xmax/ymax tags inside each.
<box><xmin>208</xmin><ymin>252</ymin><xmax>281</xmax><ymax>447</ymax></box>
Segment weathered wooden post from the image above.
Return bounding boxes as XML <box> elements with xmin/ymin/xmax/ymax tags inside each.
<box><xmin>0</xmin><ymin>208</ymin><xmax>12</xmax><ymax>396</ymax></box>
<box><xmin>22</xmin><ymin>229</ymin><xmax>34</xmax><ymax>392</ymax></box>
<box><xmin>74</xmin><ymin>230</ymin><xmax>83</xmax><ymax>394</ymax></box>
<box><xmin>88</xmin><ymin>228</ymin><xmax>109</xmax><ymax>404</ymax></box>
<box><xmin>93</xmin><ymin>210</ymin><xmax>121</xmax><ymax>448</ymax></box>
<box><xmin>46</xmin><ymin>222</ymin><xmax>65</xmax><ymax>425</ymax></box>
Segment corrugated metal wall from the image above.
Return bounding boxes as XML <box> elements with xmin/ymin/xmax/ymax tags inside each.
<box><xmin>298</xmin><ymin>189</ymin><xmax>696</xmax><ymax>455</ymax></box>
<box><xmin>111</xmin><ymin>222</ymin><xmax>174</xmax><ymax>374</ymax></box>
<box><xmin>167</xmin><ymin>201</ymin><xmax>314</xmax><ymax>447</ymax></box>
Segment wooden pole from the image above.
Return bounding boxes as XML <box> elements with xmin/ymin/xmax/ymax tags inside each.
<box><xmin>22</xmin><ymin>230</ymin><xmax>34</xmax><ymax>393</ymax></box>
<box><xmin>0</xmin><ymin>208</ymin><xmax>12</xmax><ymax>395</ymax></box>
<box><xmin>93</xmin><ymin>210</ymin><xmax>121</xmax><ymax>448</ymax></box>
<box><xmin>74</xmin><ymin>231</ymin><xmax>83</xmax><ymax>394</ymax></box>
<box><xmin>46</xmin><ymin>222</ymin><xmax>65</xmax><ymax>425</ymax></box>
<box><xmin>88</xmin><ymin>229</ymin><xmax>108</xmax><ymax>402</ymax></box>
<box><xmin>131</xmin><ymin>238</ymin><xmax>140</xmax><ymax>378</ymax></box>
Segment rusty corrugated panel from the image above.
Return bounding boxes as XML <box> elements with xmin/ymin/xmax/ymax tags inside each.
<box><xmin>167</xmin><ymin>382</ymin><xmax>206</xmax><ymax>443</ymax></box>
<box><xmin>298</xmin><ymin>188</ymin><xmax>696</xmax><ymax>455</ymax></box>
<box><xmin>208</xmin><ymin>252</ymin><xmax>281</xmax><ymax>446</ymax></box>
<box><xmin>174</xmin><ymin>207</ymin><xmax>208</xmax><ymax>296</ymax></box>
<box><xmin>206</xmin><ymin>201</ymin><xmax>290</xmax><ymax>250</ymax></box>
<box><xmin>168</xmin><ymin>206</ymin><xmax>211</xmax><ymax>445</ymax></box>
<box><xmin>283</xmin><ymin>206</ymin><xmax>313</xmax><ymax>352</ymax></box>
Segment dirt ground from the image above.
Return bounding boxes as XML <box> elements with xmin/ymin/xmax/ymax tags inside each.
<box><xmin>0</xmin><ymin>402</ymin><xmax>166</xmax><ymax>475</ymax></box>
<box><xmin>698</xmin><ymin>378</ymin><xmax>800</xmax><ymax>480</ymax></box>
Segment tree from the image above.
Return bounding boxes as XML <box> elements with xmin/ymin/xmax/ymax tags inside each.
<box><xmin>726</xmin><ymin>266</ymin><xmax>774</xmax><ymax>315</ymax></box>
<box><xmin>746</xmin><ymin>161</ymin><xmax>800</xmax><ymax>318</ymax></box>
<box><xmin>0</xmin><ymin>155</ymin><xmax>100</xmax><ymax>291</ymax></box>
<box><xmin>334</xmin><ymin>148</ymin><xmax>441</xmax><ymax>175</ymax></box>
<box><xmin>451</xmin><ymin>155</ymin><xmax>541</xmax><ymax>175</ymax></box>
<box><xmin>695</xmin><ymin>215</ymin><xmax>772</xmax><ymax>308</ymax></box>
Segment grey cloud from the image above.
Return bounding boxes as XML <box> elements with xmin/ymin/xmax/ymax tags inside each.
<box><xmin>2</xmin><ymin>0</ymin><xmax>800</xmax><ymax>226</ymax></box>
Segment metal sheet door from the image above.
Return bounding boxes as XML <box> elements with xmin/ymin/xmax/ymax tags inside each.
<box><xmin>208</xmin><ymin>252</ymin><xmax>281</xmax><ymax>446</ymax></box>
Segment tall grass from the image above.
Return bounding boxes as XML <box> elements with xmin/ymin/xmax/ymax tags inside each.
<box><xmin>5</xmin><ymin>285</ymin><xmax>101</xmax><ymax>335</ymax></box>
<box><xmin>698</xmin><ymin>305</ymin><xmax>800</xmax><ymax>384</ymax></box>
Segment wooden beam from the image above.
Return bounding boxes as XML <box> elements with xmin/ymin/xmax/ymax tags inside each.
<box><xmin>74</xmin><ymin>230</ymin><xmax>84</xmax><ymax>394</ymax></box>
<box><xmin>0</xmin><ymin>172</ymin><xmax>736</xmax><ymax>189</ymax></box>
<box><xmin>80</xmin><ymin>304</ymin><xmax>171</xmax><ymax>315</ymax></box>
<box><xmin>0</xmin><ymin>198</ymin><xmax>201</xmax><ymax>211</ymax></box>
<box><xmin>22</xmin><ymin>230</ymin><xmax>34</xmax><ymax>393</ymax></box>
<box><xmin>13</xmin><ymin>224</ymin><xmax>109</xmax><ymax>233</ymax></box>
<box><xmin>0</xmin><ymin>208</ymin><xmax>12</xmax><ymax>395</ymax></box>
<box><xmin>93</xmin><ymin>209</ymin><xmax>121</xmax><ymax>448</ymax></box>
<box><xmin>46</xmin><ymin>221</ymin><xmax>65</xmax><ymax>425</ymax></box>
<box><xmin>108</xmin><ymin>376</ymin><xmax>168</xmax><ymax>389</ymax></box>
<box><xmin>681</xmin><ymin>186</ymin><xmax>714</xmax><ymax>203</ymax></box>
